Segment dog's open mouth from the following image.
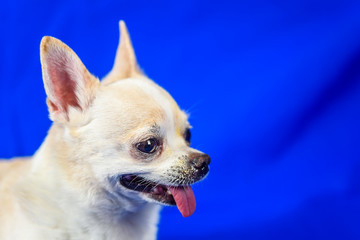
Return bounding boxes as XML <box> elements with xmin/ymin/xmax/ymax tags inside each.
<box><xmin>119</xmin><ymin>174</ymin><xmax>196</xmax><ymax>217</ymax></box>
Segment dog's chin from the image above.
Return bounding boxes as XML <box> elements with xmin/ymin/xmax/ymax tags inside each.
<box><xmin>119</xmin><ymin>174</ymin><xmax>176</xmax><ymax>206</ymax></box>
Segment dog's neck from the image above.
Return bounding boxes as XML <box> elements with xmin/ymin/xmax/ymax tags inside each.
<box><xmin>15</xmin><ymin>124</ymin><xmax>161</xmax><ymax>239</ymax></box>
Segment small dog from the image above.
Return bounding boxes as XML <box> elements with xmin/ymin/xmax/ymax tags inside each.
<box><xmin>0</xmin><ymin>21</ymin><xmax>210</xmax><ymax>240</ymax></box>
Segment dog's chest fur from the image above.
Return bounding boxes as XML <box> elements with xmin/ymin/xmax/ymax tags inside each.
<box><xmin>2</xmin><ymin>197</ymin><xmax>159</xmax><ymax>240</ymax></box>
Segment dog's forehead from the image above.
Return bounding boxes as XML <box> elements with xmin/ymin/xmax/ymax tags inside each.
<box><xmin>95</xmin><ymin>78</ymin><xmax>188</xmax><ymax>130</ymax></box>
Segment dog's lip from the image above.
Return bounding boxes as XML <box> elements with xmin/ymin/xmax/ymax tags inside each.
<box><xmin>119</xmin><ymin>174</ymin><xmax>198</xmax><ymax>217</ymax></box>
<box><xmin>119</xmin><ymin>174</ymin><xmax>176</xmax><ymax>205</ymax></box>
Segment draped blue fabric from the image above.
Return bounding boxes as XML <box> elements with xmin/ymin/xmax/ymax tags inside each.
<box><xmin>1</xmin><ymin>1</ymin><xmax>360</xmax><ymax>239</ymax></box>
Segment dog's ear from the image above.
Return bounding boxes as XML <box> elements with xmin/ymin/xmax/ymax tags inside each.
<box><xmin>40</xmin><ymin>36</ymin><xmax>100</xmax><ymax>122</ymax></box>
<box><xmin>102</xmin><ymin>21</ymin><xmax>142</xmax><ymax>84</ymax></box>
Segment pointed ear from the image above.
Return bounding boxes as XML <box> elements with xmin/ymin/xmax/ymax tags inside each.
<box><xmin>102</xmin><ymin>21</ymin><xmax>142</xmax><ymax>84</ymax></box>
<box><xmin>40</xmin><ymin>36</ymin><xmax>100</xmax><ymax>122</ymax></box>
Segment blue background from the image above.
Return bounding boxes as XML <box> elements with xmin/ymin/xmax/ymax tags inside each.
<box><xmin>1</xmin><ymin>0</ymin><xmax>360</xmax><ymax>239</ymax></box>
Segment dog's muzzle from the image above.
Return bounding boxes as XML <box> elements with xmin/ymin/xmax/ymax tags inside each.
<box><xmin>118</xmin><ymin>152</ymin><xmax>210</xmax><ymax>218</ymax></box>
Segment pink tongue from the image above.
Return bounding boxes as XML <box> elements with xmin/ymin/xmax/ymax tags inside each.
<box><xmin>168</xmin><ymin>186</ymin><xmax>196</xmax><ymax>217</ymax></box>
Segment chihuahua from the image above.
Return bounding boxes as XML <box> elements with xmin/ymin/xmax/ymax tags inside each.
<box><xmin>0</xmin><ymin>21</ymin><xmax>210</xmax><ymax>240</ymax></box>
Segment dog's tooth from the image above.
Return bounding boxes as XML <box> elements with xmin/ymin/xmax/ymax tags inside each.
<box><xmin>152</xmin><ymin>187</ymin><xmax>161</xmax><ymax>195</ymax></box>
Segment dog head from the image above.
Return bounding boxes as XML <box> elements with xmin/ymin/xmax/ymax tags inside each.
<box><xmin>39</xmin><ymin>21</ymin><xmax>210</xmax><ymax>217</ymax></box>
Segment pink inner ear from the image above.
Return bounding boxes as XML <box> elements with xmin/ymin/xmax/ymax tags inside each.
<box><xmin>47</xmin><ymin>57</ymin><xmax>81</xmax><ymax>113</ymax></box>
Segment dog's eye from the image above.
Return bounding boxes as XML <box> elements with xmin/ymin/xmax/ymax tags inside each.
<box><xmin>184</xmin><ymin>129</ymin><xmax>191</xmax><ymax>144</ymax></box>
<box><xmin>136</xmin><ymin>138</ymin><xmax>159</xmax><ymax>154</ymax></box>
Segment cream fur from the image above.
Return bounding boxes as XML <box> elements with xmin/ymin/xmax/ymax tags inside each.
<box><xmin>0</xmin><ymin>21</ymin><xmax>207</xmax><ymax>240</ymax></box>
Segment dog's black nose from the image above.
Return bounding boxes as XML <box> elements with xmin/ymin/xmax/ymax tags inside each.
<box><xmin>190</xmin><ymin>153</ymin><xmax>211</xmax><ymax>171</ymax></box>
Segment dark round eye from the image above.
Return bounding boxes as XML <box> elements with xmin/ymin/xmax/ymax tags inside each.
<box><xmin>136</xmin><ymin>138</ymin><xmax>159</xmax><ymax>154</ymax></box>
<box><xmin>184</xmin><ymin>128</ymin><xmax>191</xmax><ymax>144</ymax></box>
